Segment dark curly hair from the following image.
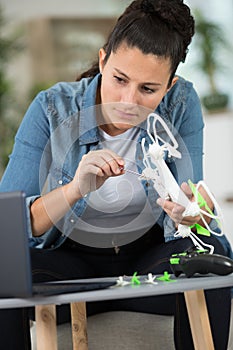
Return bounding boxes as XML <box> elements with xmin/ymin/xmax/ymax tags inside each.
<box><xmin>76</xmin><ymin>0</ymin><xmax>195</xmax><ymax>86</ymax></box>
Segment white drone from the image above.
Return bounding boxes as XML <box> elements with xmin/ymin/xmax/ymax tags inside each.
<box><xmin>139</xmin><ymin>113</ymin><xmax>224</xmax><ymax>254</ymax></box>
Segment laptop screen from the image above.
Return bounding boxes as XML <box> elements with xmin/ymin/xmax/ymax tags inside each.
<box><xmin>0</xmin><ymin>191</ymin><xmax>33</xmax><ymax>297</ymax></box>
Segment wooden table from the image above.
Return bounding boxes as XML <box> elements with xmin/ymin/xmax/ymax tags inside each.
<box><xmin>0</xmin><ymin>273</ymin><xmax>232</xmax><ymax>350</ymax></box>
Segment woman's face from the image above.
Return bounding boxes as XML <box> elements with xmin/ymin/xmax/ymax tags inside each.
<box><xmin>98</xmin><ymin>43</ymin><xmax>178</xmax><ymax>136</ymax></box>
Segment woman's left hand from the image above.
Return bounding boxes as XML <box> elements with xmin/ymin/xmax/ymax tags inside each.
<box><xmin>156</xmin><ymin>182</ymin><xmax>211</xmax><ymax>227</ymax></box>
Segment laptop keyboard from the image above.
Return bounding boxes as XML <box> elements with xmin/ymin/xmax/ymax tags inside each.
<box><xmin>33</xmin><ymin>281</ymin><xmax>116</xmax><ymax>296</ymax></box>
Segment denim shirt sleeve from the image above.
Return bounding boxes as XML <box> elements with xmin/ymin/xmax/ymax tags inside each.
<box><xmin>0</xmin><ymin>77</ymin><xmax>98</xmax><ymax>246</ymax></box>
<box><xmin>0</xmin><ymin>91</ymin><xmax>50</xmax><ymax>195</ymax></box>
<box><xmin>0</xmin><ymin>91</ymin><xmax>53</xmax><ymax>240</ymax></box>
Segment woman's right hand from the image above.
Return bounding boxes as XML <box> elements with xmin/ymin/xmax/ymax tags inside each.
<box><xmin>31</xmin><ymin>149</ymin><xmax>124</xmax><ymax>237</ymax></box>
<box><xmin>71</xmin><ymin>149</ymin><xmax>125</xmax><ymax>199</ymax></box>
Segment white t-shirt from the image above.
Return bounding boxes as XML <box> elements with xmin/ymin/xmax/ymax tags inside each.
<box><xmin>69</xmin><ymin>127</ymin><xmax>156</xmax><ymax>248</ymax></box>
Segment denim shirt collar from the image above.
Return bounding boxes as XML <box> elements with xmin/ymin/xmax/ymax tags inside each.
<box><xmin>79</xmin><ymin>74</ymin><xmax>102</xmax><ymax>145</ymax></box>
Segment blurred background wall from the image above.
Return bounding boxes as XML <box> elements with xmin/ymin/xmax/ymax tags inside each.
<box><xmin>1</xmin><ymin>0</ymin><xmax>233</xmax><ymax>244</ymax></box>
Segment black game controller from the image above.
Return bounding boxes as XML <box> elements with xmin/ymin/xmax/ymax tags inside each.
<box><xmin>170</xmin><ymin>249</ymin><xmax>233</xmax><ymax>278</ymax></box>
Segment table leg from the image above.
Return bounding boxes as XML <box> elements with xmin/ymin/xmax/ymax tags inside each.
<box><xmin>35</xmin><ymin>304</ymin><xmax>58</xmax><ymax>350</ymax></box>
<box><xmin>70</xmin><ymin>301</ymin><xmax>88</xmax><ymax>350</ymax></box>
<box><xmin>184</xmin><ymin>289</ymin><xmax>214</xmax><ymax>350</ymax></box>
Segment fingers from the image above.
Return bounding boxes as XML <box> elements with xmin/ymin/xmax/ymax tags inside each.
<box><xmin>157</xmin><ymin>197</ymin><xmax>185</xmax><ymax>223</ymax></box>
<box><xmin>157</xmin><ymin>197</ymin><xmax>200</xmax><ymax>226</ymax></box>
<box><xmin>84</xmin><ymin>149</ymin><xmax>124</xmax><ymax>177</ymax></box>
<box><xmin>181</xmin><ymin>182</ymin><xmax>193</xmax><ymax>200</ymax></box>
<box><xmin>74</xmin><ymin>149</ymin><xmax>125</xmax><ymax>196</ymax></box>
<box><xmin>157</xmin><ymin>181</ymin><xmax>200</xmax><ymax>226</ymax></box>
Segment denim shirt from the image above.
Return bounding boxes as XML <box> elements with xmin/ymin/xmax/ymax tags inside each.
<box><xmin>0</xmin><ymin>73</ymin><xmax>231</xmax><ymax>254</ymax></box>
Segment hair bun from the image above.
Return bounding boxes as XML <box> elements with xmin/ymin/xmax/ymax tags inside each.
<box><xmin>140</xmin><ymin>0</ymin><xmax>155</xmax><ymax>14</ymax></box>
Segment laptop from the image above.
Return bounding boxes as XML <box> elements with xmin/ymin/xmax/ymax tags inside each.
<box><xmin>0</xmin><ymin>191</ymin><xmax>115</xmax><ymax>297</ymax></box>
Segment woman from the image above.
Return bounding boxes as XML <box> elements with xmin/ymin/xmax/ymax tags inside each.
<box><xmin>0</xmin><ymin>0</ymin><xmax>232</xmax><ymax>349</ymax></box>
